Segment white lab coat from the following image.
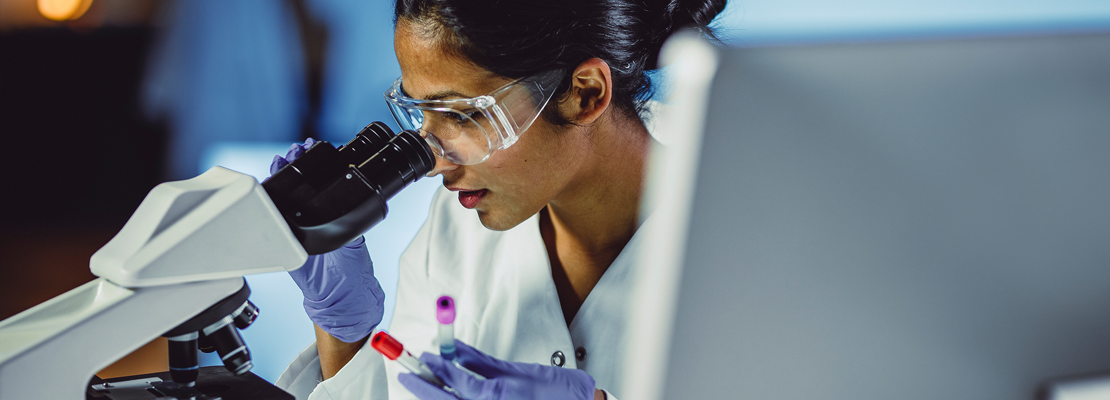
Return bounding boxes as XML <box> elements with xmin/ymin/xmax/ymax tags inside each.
<box><xmin>276</xmin><ymin>185</ymin><xmax>647</xmax><ymax>400</ymax></box>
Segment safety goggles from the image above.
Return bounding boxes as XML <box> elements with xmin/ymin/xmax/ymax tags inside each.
<box><xmin>384</xmin><ymin>69</ymin><xmax>564</xmax><ymax>165</ymax></box>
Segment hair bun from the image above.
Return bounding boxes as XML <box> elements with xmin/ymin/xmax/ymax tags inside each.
<box><xmin>647</xmin><ymin>0</ymin><xmax>727</xmax><ymax>69</ymax></box>
<box><xmin>663</xmin><ymin>0</ymin><xmax>726</xmax><ymax>33</ymax></box>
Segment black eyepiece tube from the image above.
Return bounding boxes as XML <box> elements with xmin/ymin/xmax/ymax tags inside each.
<box><xmin>355</xmin><ymin>130</ymin><xmax>436</xmax><ymax>200</ymax></box>
<box><xmin>263</xmin><ymin>122</ymin><xmax>435</xmax><ymax>254</ymax></box>
<box><xmin>337</xmin><ymin>122</ymin><xmax>396</xmax><ymax>166</ymax></box>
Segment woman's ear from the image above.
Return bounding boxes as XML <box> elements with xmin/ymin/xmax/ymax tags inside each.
<box><xmin>558</xmin><ymin>58</ymin><xmax>613</xmax><ymax>125</ymax></box>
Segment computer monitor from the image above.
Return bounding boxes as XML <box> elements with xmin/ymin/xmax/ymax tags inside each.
<box><xmin>644</xmin><ymin>32</ymin><xmax>1110</xmax><ymax>399</ymax></box>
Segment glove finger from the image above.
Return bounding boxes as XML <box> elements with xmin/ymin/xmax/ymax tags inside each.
<box><xmin>421</xmin><ymin>353</ymin><xmax>495</xmax><ymax>400</ymax></box>
<box><xmin>285</xmin><ymin>143</ymin><xmax>305</xmax><ymax>162</ymax></box>
<box><xmin>454</xmin><ymin>340</ymin><xmax>520</xmax><ymax>378</ymax></box>
<box><xmin>398</xmin><ymin>373</ymin><xmax>458</xmax><ymax>400</ymax></box>
<box><xmin>270</xmin><ymin>155</ymin><xmax>289</xmax><ymax>176</ymax></box>
<box><xmin>304</xmin><ymin>137</ymin><xmax>318</xmax><ymax>148</ymax></box>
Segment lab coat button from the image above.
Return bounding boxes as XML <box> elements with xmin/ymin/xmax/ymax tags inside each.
<box><xmin>551</xmin><ymin>351</ymin><xmax>565</xmax><ymax>367</ymax></box>
<box><xmin>575</xmin><ymin>347</ymin><xmax>586</xmax><ymax>361</ymax></box>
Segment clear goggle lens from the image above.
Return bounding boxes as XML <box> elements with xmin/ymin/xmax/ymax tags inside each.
<box><xmin>386</xmin><ymin>102</ymin><xmax>497</xmax><ymax>165</ymax></box>
<box><xmin>384</xmin><ymin>70</ymin><xmax>563</xmax><ymax>165</ymax></box>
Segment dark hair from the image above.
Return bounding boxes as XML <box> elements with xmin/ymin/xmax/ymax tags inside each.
<box><xmin>393</xmin><ymin>0</ymin><xmax>727</xmax><ymax>124</ymax></box>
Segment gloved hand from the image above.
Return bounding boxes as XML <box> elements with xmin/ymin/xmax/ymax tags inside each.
<box><xmin>270</xmin><ymin>137</ymin><xmax>317</xmax><ymax>176</ymax></box>
<box><xmin>398</xmin><ymin>340</ymin><xmax>597</xmax><ymax>400</ymax></box>
<box><xmin>272</xmin><ymin>138</ymin><xmax>385</xmax><ymax>343</ymax></box>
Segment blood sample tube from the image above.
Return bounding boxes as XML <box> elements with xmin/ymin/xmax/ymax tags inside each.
<box><xmin>371</xmin><ymin>331</ymin><xmax>460</xmax><ymax>397</ymax></box>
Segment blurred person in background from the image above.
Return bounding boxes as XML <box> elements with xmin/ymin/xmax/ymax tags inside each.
<box><xmin>143</xmin><ymin>0</ymin><xmax>404</xmax><ymax>180</ymax></box>
<box><xmin>143</xmin><ymin>0</ymin><xmax>307</xmax><ymax>180</ymax></box>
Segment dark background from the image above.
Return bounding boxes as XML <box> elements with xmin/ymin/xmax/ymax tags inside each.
<box><xmin>0</xmin><ymin>27</ymin><xmax>164</xmax><ymax>320</ymax></box>
<box><xmin>0</xmin><ymin>0</ymin><xmax>389</xmax><ymax>380</ymax></box>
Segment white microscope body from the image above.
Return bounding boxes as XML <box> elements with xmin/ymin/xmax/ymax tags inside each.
<box><xmin>0</xmin><ymin>122</ymin><xmax>434</xmax><ymax>400</ymax></box>
<box><xmin>0</xmin><ymin>167</ymin><xmax>308</xmax><ymax>400</ymax></box>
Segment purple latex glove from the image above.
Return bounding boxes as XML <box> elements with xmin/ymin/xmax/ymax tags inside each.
<box><xmin>288</xmin><ymin>236</ymin><xmax>384</xmax><ymax>342</ymax></box>
<box><xmin>398</xmin><ymin>340</ymin><xmax>597</xmax><ymax>400</ymax></box>
<box><xmin>272</xmin><ymin>138</ymin><xmax>385</xmax><ymax>343</ymax></box>
<box><xmin>270</xmin><ymin>137</ymin><xmax>317</xmax><ymax>176</ymax></box>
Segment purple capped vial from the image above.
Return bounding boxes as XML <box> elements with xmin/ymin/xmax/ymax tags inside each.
<box><xmin>436</xmin><ymin>296</ymin><xmax>456</xmax><ymax>362</ymax></box>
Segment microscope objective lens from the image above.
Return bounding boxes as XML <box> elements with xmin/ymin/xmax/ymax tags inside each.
<box><xmin>167</xmin><ymin>332</ymin><xmax>200</xmax><ymax>385</ymax></box>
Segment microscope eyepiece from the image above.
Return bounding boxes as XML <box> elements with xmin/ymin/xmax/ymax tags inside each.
<box><xmin>338</xmin><ymin>122</ymin><xmax>396</xmax><ymax>165</ymax></box>
<box><xmin>353</xmin><ymin>129</ymin><xmax>436</xmax><ymax>200</ymax></box>
<box><xmin>263</xmin><ymin>122</ymin><xmax>436</xmax><ymax>254</ymax></box>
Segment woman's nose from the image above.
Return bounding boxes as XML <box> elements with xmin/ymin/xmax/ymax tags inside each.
<box><xmin>427</xmin><ymin>153</ymin><xmax>459</xmax><ymax>177</ymax></box>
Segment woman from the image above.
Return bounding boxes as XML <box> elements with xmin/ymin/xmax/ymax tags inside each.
<box><xmin>275</xmin><ymin>0</ymin><xmax>726</xmax><ymax>399</ymax></box>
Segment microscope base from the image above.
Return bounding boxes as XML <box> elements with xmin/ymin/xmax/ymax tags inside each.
<box><xmin>87</xmin><ymin>366</ymin><xmax>293</xmax><ymax>400</ymax></box>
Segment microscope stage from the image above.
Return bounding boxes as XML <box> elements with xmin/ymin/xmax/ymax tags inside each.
<box><xmin>87</xmin><ymin>366</ymin><xmax>293</xmax><ymax>400</ymax></box>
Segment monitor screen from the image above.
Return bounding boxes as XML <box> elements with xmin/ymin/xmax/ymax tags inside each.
<box><xmin>658</xmin><ymin>32</ymin><xmax>1110</xmax><ymax>400</ymax></box>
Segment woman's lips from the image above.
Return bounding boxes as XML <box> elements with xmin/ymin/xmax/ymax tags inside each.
<box><xmin>457</xmin><ymin>189</ymin><xmax>487</xmax><ymax>209</ymax></box>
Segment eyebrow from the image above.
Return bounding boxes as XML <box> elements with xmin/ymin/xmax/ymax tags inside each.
<box><xmin>401</xmin><ymin>84</ymin><xmax>473</xmax><ymax>101</ymax></box>
<box><xmin>424</xmin><ymin>90</ymin><xmax>472</xmax><ymax>101</ymax></box>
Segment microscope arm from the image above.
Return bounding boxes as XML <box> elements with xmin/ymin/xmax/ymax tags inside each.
<box><xmin>0</xmin><ymin>278</ymin><xmax>243</xmax><ymax>400</ymax></box>
<box><xmin>0</xmin><ymin>167</ymin><xmax>306</xmax><ymax>400</ymax></box>
<box><xmin>0</xmin><ymin>122</ymin><xmax>434</xmax><ymax>399</ymax></box>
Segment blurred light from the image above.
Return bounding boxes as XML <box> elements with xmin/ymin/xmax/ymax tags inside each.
<box><xmin>37</xmin><ymin>0</ymin><xmax>92</xmax><ymax>21</ymax></box>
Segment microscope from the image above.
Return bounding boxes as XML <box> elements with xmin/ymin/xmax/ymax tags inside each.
<box><xmin>0</xmin><ymin>122</ymin><xmax>434</xmax><ymax>399</ymax></box>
